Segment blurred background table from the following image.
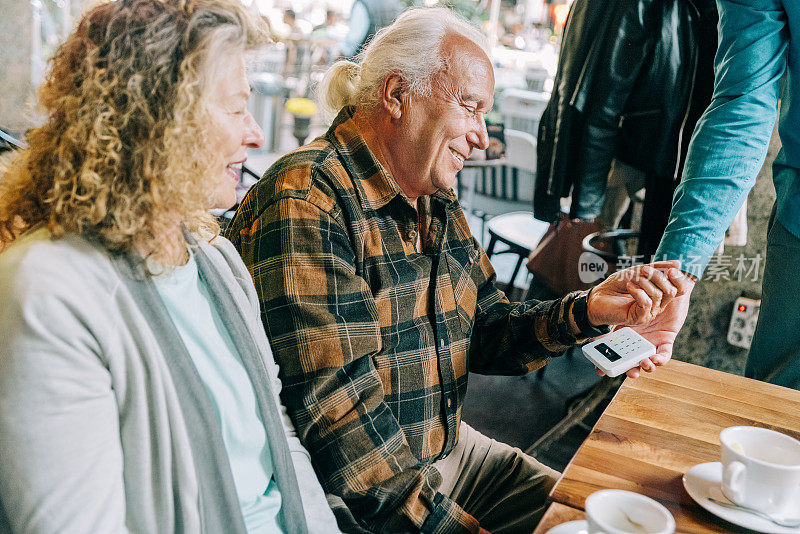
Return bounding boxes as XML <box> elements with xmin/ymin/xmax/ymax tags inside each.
<box><xmin>539</xmin><ymin>359</ymin><xmax>800</xmax><ymax>533</ymax></box>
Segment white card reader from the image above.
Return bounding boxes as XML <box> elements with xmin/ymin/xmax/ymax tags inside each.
<box><xmin>581</xmin><ymin>327</ymin><xmax>656</xmax><ymax>377</ymax></box>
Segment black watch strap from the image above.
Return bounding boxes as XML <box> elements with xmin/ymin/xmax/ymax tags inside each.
<box><xmin>572</xmin><ymin>288</ymin><xmax>612</xmax><ymax>338</ymax></box>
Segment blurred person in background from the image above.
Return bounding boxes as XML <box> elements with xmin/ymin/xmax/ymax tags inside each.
<box><xmin>0</xmin><ymin>1</ymin><xmax>338</xmax><ymax>532</ymax></box>
<box><xmin>535</xmin><ymin>0</ymin><xmax>718</xmax><ymax>259</ymax></box>
<box><xmin>311</xmin><ymin>9</ymin><xmax>347</xmax><ymax>66</ymax></box>
<box><xmin>339</xmin><ymin>0</ymin><xmax>401</xmax><ymax>59</ymax></box>
<box><xmin>313</xmin><ymin>9</ymin><xmax>340</xmax><ymax>35</ymax></box>
<box><xmin>284</xmin><ymin>8</ymin><xmax>298</xmax><ymax>32</ymax></box>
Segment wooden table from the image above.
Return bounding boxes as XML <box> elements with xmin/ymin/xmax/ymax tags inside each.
<box><xmin>543</xmin><ymin>359</ymin><xmax>800</xmax><ymax>533</ymax></box>
<box><xmin>533</xmin><ymin>503</ymin><xmax>584</xmax><ymax>533</ymax></box>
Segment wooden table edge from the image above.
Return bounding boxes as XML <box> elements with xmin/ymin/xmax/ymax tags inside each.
<box><xmin>533</xmin><ymin>502</ymin><xmax>584</xmax><ymax>534</ymax></box>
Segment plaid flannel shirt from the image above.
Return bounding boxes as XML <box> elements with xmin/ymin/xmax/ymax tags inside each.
<box><xmin>226</xmin><ymin>107</ymin><xmax>597</xmax><ymax>533</ymax></box>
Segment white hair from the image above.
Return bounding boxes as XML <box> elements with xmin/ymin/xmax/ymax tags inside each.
<box><xmin>317</xmin><ymin>7</ymin><xmax>489</xmax><ymax>117</ymax></box>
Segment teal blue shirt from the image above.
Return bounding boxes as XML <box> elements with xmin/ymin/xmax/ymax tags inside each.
<box><xmin>656</xmin><ymin>0</ymin><xmax>800</xmax><ymax>276</ymax></box>
<box><xmin>152</xmin><ymin>251</ymin><xmax>284</xmax><ymax>533</ymax></box>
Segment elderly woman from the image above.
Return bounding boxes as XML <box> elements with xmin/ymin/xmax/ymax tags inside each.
<box><xmin>0</xmin><ymin>1</ymin><xmax>338</xmax><ymax>533</ymax></box>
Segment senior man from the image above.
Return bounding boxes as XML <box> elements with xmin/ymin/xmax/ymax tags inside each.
<box><xmin>227</xmin><ymin>8</ymin><xmax>688</xmax><ymax>533</ymax></box>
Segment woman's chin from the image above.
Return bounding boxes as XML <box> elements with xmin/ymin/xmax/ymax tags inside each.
<box><xmin>210</xmin><ymin>190</ymin><xmax>237</xmax><ymax>211</ymax></box>
<box><xmin>212</xmin><ymin>200</ymin><xmax>236</xmax><ymax>211</ymax></box>
<box><xmin>210</xmin><ymin>174</ymin><xmax>238</xmax><ymax>210</ymax></box>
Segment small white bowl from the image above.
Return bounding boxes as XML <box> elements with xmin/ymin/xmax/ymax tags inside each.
<box><xmin>585</xmin><ymin>489</ymin><xmax>675</xmax><ymax>534</ymax></box>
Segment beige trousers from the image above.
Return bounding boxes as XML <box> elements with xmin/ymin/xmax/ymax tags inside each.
<box><xmin>433</xmin><ymin>422</ymin><xmax>561</xmax><ymax>534</ymax></box>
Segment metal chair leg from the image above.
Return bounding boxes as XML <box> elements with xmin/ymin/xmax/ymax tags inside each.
<box><xmin>486</xmin><ymin>235</ymin><xmax>498</xmax><ymax>257</ymax></box>
<box><xmin>524</xmin><ymin>375</ymin><xmax>624</xmax><ymax>456</ymax></box>
<box><xmin>508</xmin><ymin>254</ymin><xmax>525</xmax><ymax>290</ymax></box>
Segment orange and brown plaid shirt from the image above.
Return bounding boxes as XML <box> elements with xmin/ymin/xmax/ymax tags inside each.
<box><xmin>226</xmin><ymin>108</ymin><xmax>595</xmax><ymax>534</ymax></box>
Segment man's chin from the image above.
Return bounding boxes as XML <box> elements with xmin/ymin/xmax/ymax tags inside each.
<box><xmin>442</xmin><ymin>176</ymin><xmax>459</xmax><ymax>192</ymax></box>
<box><xmin>431</xmin><ymin>171</ymin><xmax>458</xmax><ymax>192</ymax></box>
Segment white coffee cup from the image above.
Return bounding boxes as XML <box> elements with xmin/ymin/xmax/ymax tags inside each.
<box><xmin>720</xmin><ymin>426</ymin><xmax>800</xmax><ymax>517</ymax></box>
<box><xmin>585</xmin><ymin>489</ymin><xmax>675</xmax><ymax>534</ymax></box>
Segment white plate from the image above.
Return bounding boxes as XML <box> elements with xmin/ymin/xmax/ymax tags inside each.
<box><xmin>545</xmin><ymin>519</ymin><xmax>588</xmax><ymax>534</ymax></box>
<box><xmin>683</xmin><ymin>462</ymin><xmax>800</xmax><ymax>533</ymax></box>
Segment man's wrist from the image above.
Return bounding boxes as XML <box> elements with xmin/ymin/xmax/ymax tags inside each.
<box><xmin>571</xmin><ymin>288</ymin><xmax>612</xmax><ymax>338</ymax></box>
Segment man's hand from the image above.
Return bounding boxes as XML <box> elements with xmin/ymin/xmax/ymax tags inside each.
<box><xmin>586</xmin><ymin>261</ymin><xmax>696</xmax><ymax>378</ymax></box>
<box><xmin>587</xmin><ymin>260</ymin><xmax>692</xmax><ymax>326</ymax></box>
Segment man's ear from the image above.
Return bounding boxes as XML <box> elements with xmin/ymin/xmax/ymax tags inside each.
<box><xmin>381</xmin><ymin>72</ymin><xmax>406</xmax><ymax>119</ymax></box>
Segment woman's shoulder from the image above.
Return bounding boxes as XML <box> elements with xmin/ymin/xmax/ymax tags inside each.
<box><xmin>197</xmin><ymin>233</ymin><xmax>247</xmax><ymax>275</ymax></box>
<box><xmin>194</xmin><ymin>233</ymin><xmax>264</xmax><ymax>321</ymax></box>
<box><xmin>195</xmin><ymin>233</ymin><xmax>256</xmax><ymax>292</ymax></box>
<box><xmin>0</xmin><ymin>228</ymin><xmax>120</xmax><ymax>299</ymax></box>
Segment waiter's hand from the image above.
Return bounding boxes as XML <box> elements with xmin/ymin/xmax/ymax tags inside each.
<box><xmin>586</xmin><ymin>260</ymin><xmax>695</xmax><ymax>378</ymax></box>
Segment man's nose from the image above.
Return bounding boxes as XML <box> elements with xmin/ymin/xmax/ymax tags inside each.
<box><xmin>466</xmin><ymin>115</ymin><xmax>489</xmax><ymax>150</ymax></box>
<box><xmin>244</xmin><ymin>112</ymin><xmax>265</xmax><ymax>149</ymax></box>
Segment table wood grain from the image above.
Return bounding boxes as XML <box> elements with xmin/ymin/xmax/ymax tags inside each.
<box><xmin>532</xmin><ymin>503</ymin><xmax>584</xmax><ymax>534</ymax></box>
<box><xmin>547</xmin><ymin>359</ymin><xmax>800</xmax><ymax>533</ymax></box>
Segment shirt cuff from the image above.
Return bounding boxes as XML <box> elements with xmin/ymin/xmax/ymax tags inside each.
<box><xmin>420</xmin><ymin>493</ymin><xmax>479</xmax><ymax>534</ymax></box>
<box><xmin>654</xmin><ymin>233</ymin><xmax>718</xmax><ymax>279</ymax></box>
<box><xmin>536</xmin><ymin>291</ymin><xmax>609</xmax><ymax>352</ymax></box>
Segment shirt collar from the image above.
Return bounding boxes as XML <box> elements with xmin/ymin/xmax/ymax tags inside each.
<box><xmin>326</xmin><ymin>106</ymin><xmax>458</xmax><ymax>211</ymax></box>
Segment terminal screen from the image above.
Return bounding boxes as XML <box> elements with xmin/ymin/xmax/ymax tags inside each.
<box><xmin>595</xmin><ymin>343</ymin><xmax>621</xmax><ymax>362</ymax></box>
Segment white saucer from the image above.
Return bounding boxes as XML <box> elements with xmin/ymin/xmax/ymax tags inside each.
<box><xmin>683</xmin><ymin>462</ymin><xmax>800</xmax><ymax>533</ymax></box>
<box><xmin>545</xmin><ymin>519</ymin><xmax>587</xmax><ymax>534</ymax></box>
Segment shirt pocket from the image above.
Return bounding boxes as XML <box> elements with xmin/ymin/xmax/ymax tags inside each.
<box><xmin>444</xmin><ymin>250</ymin><xmax>478</xmax><ymax>335</ymax></box>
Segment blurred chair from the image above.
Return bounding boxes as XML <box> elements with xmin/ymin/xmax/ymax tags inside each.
<box><xmin>462</xmin><ymin>129</ymin><xmax>538</xmax><ymax>219</ymax></box>
<box><xmin>524</xmin><ymin>65</ymin><xmax>551</xmax><ymax>93</ymax></box>
<box><xmin>458</xmin><ymin>129</ymin><xmax>548</xmax><ymax>292</ymax></box>
<box><xmin>582</xmin><ymin>228</ymin><xmax>641</xmax><ymax>275</ymax></box>
<box><xmin>248</xmin><ymin>44</ymin><xmax>290</xmax><ymax>153</ymax></box>
<box><xmin>486</xmin><ymin>212</ymin><xmax>549</xmax><ymax>292</ymax></box>
<box><xmin>499</xmin><ymin>88</ymin><xmax>549</xmax><ymax>139</ymax></box>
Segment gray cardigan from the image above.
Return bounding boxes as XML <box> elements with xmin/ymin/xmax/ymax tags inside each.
<box><xmin>0</xmin><ymin>228</ymin><xmax>339</xmax><ymax>533</ymax></box>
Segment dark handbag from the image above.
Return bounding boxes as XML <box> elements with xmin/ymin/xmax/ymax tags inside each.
<box><xmin>526</xmin><ymin>216</ymin><xmax>601</xmax><ymax>296</ymax></box>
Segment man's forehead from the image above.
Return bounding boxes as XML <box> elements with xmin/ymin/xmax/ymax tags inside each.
<box><xmin>440</xmin><ymin>34</ymin><xmax>494</xmax><ymax>103</ymax></box>
<box><xmin>441</xmin><ymin>31</ymin><xmax>487</xmax><ymax>60</ymax></box>
<box><xmin>449</xmin><ymin>60</ymin><xmax>494</xmax><ymax>107</ymax></box>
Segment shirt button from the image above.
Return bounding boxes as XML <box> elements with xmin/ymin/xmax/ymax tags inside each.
<box><xmin>468</xmin><ymin>255</ymin><xmax>474</xmax><ymax>265</ymax></box>
<box><xmin>407</xmin><ymin>229</ymin><xmax>418</xmax><ymax>241</ymax></box>
<box><xmin>439</xmin><ymin>339</ymin><xmax>445</xmax><ymax>348</ymax></box>
<box><xmin>447</xmin><ymin>398</ymin><xmax>452</xmax><ymax>407</ymax></box>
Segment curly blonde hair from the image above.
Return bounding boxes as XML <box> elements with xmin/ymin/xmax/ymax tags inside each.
<box><xmin>0</xmin><ymin>0</ymin><xmax>266</xmax><ymax>258</ymax></box>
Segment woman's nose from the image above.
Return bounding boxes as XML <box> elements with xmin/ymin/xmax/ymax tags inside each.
<box><xmin>244</xmin><ymin>112</ymin><xmax>265</xmax><ymax>149</ymax></box>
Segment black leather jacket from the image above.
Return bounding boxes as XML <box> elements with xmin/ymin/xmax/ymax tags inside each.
<box><xmin>535</xmin><ymin>0</ymin><xmax>717</xmax><ymax>222</ymax></box>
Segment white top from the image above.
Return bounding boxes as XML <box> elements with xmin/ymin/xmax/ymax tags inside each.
<box><xmin>152</xmin><ymin>251</ymin><xmax>283</xmax><ymax>532</ymax></box>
